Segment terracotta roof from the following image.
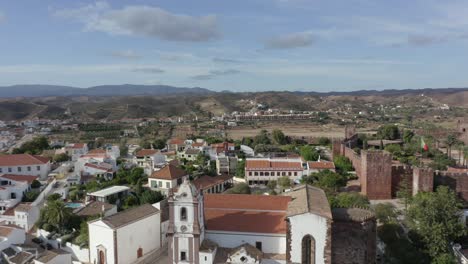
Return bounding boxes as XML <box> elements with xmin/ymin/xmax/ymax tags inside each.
<box><xmin>192</xmin><ymin>175</ymin><xmax>232</xmax><ymax>191</ymax></box>
<box><xmin>211</xmin><ymin>142</ymin><xmax>235</xmax><ymax>148</ymax></box>
<box><xmin>36</xmin><ymin>249</ymin><xmax>70</xmax><ymax>263</ymax></box>
<box><xmin>245</xmin><ymin>159</ymin><xmax>303</xmax><ymax>171</ymax></box>
<box><xmin>76</xmin><ymin>201</ymin><xmax>115</xmax><ymax>217</ymax></box>
<box><xmin>88</xmin><ymin>149</ymin><xmax>106</xmax><ymax>154</ymax></box>
<box><xmin>0</xmin><ymin>226</ymin><xmax>13</xmax><ymax>237</ymax></box>
<box><xmin>84</xmin><ymin>163</ymin><xmax>113</xmax><ymax>172</ymax></box>
<box><xmin>283</xmin><ymin>185</ymin><xmax>332</xmax><ymax>219</ymax></box>
<box><xmin>0</xmin><ymin>154</ymin><xmax>49</xmax><ymax>166</ymax></box>
<box><xmin>0</xmin><ymin>174</ymin><xmax>38</xmax><ymax>184</ymax></box>
<box><xmin>184</xmin><ymin>148</ymin><xmax>200</xmax><ymax>155</ymax></box>
<box><xmin>136</xmin><ymin>149</ymin><xmax>158</xmax><ymax>157</ymax></box>
<box><xmin>308</xmin><ymin>161</ymin><xmax>335</xmax><ymax>170</ymax></box>
<box><xmin>100</xmin><ymin>204</ymin><xmax>159</xmax><ymax>229</ymax></box>
<box><xmin>9</xmin><ymin>251</ymin><xmax>33</xmax><ymax>264</ymax></box>
<box><xmin>204</xmin><ymin>194</ymin><xmax>290</xmax><ymax>234</ymax></box>
<box><xmin>204</xmin><ymin>194</ymin><xmax>291</xmax><ymax>211</ymax></box>
<box><xmin>332</xmin><ymin>208</ymin><xmax>375</xmax><ymax>222</ymax></box>
<box><xmin>192</xmin><ymin>142</ymin><xmax>205</xmax><ymax>147</ymax></box>
<box><xmin>161</xmin><ymin>151</ymin><xmax>176</xmax><ymax>156</ymax></box>
<box><xmin>69</xmin><ymin>143</ymin><xmax>86</xmax><ymax>149</ymax></box>
<box><xmin>168</xmin><ymin>138</ymin><xmax>184</xmax><ymax>145</ymax></box>
<box><xmin>14</xmin><ymin>203</ymin><xmax>32</xmax><ymax>212</ymax></box>
<box><xmin>150</xmin><ymin>164</ymin><xmax>187</xmax><ymax>180</ymax></box>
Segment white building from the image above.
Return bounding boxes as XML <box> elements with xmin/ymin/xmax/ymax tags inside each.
<box><xmin>0</xmin><ymin>225</ymin><xmax>26</xmax><ymax>252</ymax></box>
<box><xmin>0</xmin><ymin>174</ymin><xmax>38</xmax><ymax>214</ymax></box>
<box><xmin>134</xmin><ymin>149</ymin><xmax>166</xmax><ymax>175</ymax></box>
<box><xmin>167</xmin><ymin>180</ymin><xmax>333</xmax><ymax>264</ymax></box>
<box><xmin>64</xmin><ymin>143</ymin><xmax>88</xmax><ymax>161</ymax></box>
<box><xmin>13</xmin><ymin>203</ymin><xmax>39</xmax><ymax>231</ymax></box>
<box><xmin>86</xmin><ymin>186</ymin><xmax>130</xmax><ymax>205</ymax></box>
<box><xmin>0</xmin><ymin>154</ymin><xmax>51</xmax><ymax>180</ymax></box>
<box><xmin>88</xmin><ymin>204</ymin><xmax>161</xmax><ymax>264</ymax></box>
<box><xmin>245</xmin><ymin>157</ymin><xmax>306</xmax><ymax>185</ymax></box>
<box><xmin>148</xmin><ymin>164</ymin><xmax>188</xmax><ymax>194</ymax></box>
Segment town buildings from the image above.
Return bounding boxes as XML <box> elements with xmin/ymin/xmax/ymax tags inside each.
<box><xmin>0</xmin><ymin>154</ymin><xmax>51</xmax><ymax>180</ymax></box>
<box><xmin>148</xmin><ymin>164</ymin><xmax>188</xmax><ymax>194</ymax></box>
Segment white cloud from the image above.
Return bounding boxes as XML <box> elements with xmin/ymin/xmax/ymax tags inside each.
<box><xmin>54</xmin><ymin>1</ymin><xmax>220</xmax><ymax>42</ymax></box>
<box><xmin>265</xmin><ymin>32</ymin><xmax>315</xmax><ymax>49</ymax></box>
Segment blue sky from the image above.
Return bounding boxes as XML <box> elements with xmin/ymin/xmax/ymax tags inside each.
<box><xmin>0</xmin><ymin>0</ymin><xmax>468</xmax><ymax>92</ymax></box>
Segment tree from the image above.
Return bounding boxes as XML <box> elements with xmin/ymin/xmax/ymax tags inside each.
<box><xmin>396</xmin><ymin>174</ymin><xmax>412</xmax><ymax>212</ymax></box>
<box><xmin>403</xmin><ymin>130</ymin><xmax>415</xmax><ymax>144</ymax></box>
<box><xmin>377</xmin><ymin>124</ymin><xmax>400</xmax><ymax>140</ymax></box>
<box><xmin>226</xmin><ymin>183</ymin><xmax>251</xmax><ymax>194</ymax></box>
<box><xmin>47</xmin><ymin>193</ymin><xmax>62</xmax><ymax>202</ymax></box>
<box><xmin>123</xmin><ymin>195</ymin><xmax>138</xmax><ymax>209</ymax></box>
<box><xmin>12</xmin><ymin>136</ymin><xmax>49</xmax><ymax>154</ymax></box>
<box><xmin>278</xmin><ymin>176</ymin><xmax>291</xmax><ymax>189</ymax></box>
<box><xmin>407</xmin><ymin>186</ymin><xmax>466</xmax><ymax>258</ymax></box>
<box><xmin>445</xmin><ymin>134</ymin><xmax>457</xmax><ymax>158</ymax></box>
<box><xmin>38</xmin><ymin>200</ymin><xmax>73</xmax><ymax>233</ymax></box>
<box><xmin>330</xmin><ymin>192</ymin><xmax>369</xmax><ymax>208</ymax></box>
<box><xmin>374</xmin><ymin>203</ymin><xmax>398</xmax><ymax>224</ymax></box>
<box><xmin>272</xmin><ymin>129</ymin><xmax>288</xmax><ymax>145</ymax></box>
<box><xmin>267</xmin><ymin>180</ymin><xmax>277</xmax><ymax>190</ymax></box>
<box><xmin>301</xmin><ymin>170</ymin><xmax>346</xmax><ymax>192</ymax></box>
<box><xmin>153</xmin><ymin>139</ymin><xmax>166</xmax><ymax>150</ymax></box>
<box><xmin>236</xmin><ymin>159</ymin><xmax>245</xmax><ymax>178</ymax></box>
<box><xmin>253</xmin><ymin>130</ymin><xmax>271</xmax><ymax>146</ymax></box>
<box><xmin>53</xmin><ymin>153</ymin><xmax>70</xmax><ymax>163</ymax></box>
<box><xmin>22</xmin><ymin>190</ymin><xmax>40</xmax><ymax>202</ymax></box>
<box><xmin>317</xmin><ymin>137</ymin><xmax>331</xmax><ymax>146</ymax></box>
<box><xmin>31</xmin><ymin>179</ymin><xmax>41</xmax><ymax>189</ymax></box>
<box><xmin>333</xmin><ymin>155</ymin><xmax>353</xmax><ymax>173</ymax></box>
<box><xmin>127</xmin><ymin>167</ymin><xmax>145</xmax><ymax>185</ymax></box>
<box><xmin>300</xmin><ymin>145</ymin><xmax>319</xmax><ymax>161</ymax></box>
<box><xmin>139</xmin><ymin>190</ymin><xmax>164</xmax><ymax>204</ymax></box>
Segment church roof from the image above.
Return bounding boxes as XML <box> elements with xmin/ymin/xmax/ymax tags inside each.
<box><xmin>100</xmin><ymin>204</ymin><xmax>159</xmax><ymax>229</ymax></box>
<box><xmin>283</xmin><ymin>185</ymin><xmax>332</xmax><ymax>219</ymax></box>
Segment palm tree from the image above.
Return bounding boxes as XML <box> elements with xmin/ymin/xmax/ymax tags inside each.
<box><xmin>445</xmin><ymin>134</ymin><xmax>457</xmax><ymax>158</ymax></box>
<box><xmin>44</xmin><ymin>200</ymin><xmax>72</xmax><ymax>233</ymax></box>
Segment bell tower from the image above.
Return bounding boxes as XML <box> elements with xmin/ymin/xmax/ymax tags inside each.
<box><xmin>167</xmin><ymin>179</ymin><xmax>204</xmax><ymax>264</ymax></box>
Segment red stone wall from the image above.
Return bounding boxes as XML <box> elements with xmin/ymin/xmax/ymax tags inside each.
<box><xmin>435</xmin><ymin>171</ymin><xmax>468</xmax><ymax>202</ymax></box>
<box><xmin>391</xmin><ymin>165</ymin><xmax>413</xmax><ymax>197</ymax></box>
<box><xmin>361</xmin><ymin>151</ymin><xmax>393</xmax><ymax>200</ymax></box>
<box><xmin>412</xmin><ymin>167</ymin><xmax>434</xmax><ymax>195</ymax></box>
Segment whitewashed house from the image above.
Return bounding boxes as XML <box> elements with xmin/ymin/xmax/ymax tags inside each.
<box><xmin>64</xmin><ymin>143</ymin><xmax>88</xmax><ymax>161</ymax></box>
<box><xmin>0</xmin><ymin>154</ymin><xmax>50</xmax><ymax>180</ymax></box>
<box><xmin>148</xmin><ymin>164</ymin><xmax>188</xmax><ymax>194</ymax></box>
<box><xmin>88</xmin><ymin>204</ymin><xmax>161</xmax><ymax>264</ymax></box>
<box><xmin>0</xmin><ymin>225</ymin><xmax>26</xmax><ymax>252</ymax></box>
<box><xmin>134</xmin><ymin>149</ymin><xmax>166</xmax><ymax>175</ymax></box>
<box><xmin>34</xmin><ymin>249</ymin><xmax>72</xmax><ymax>264</ymax></box>
<box><xmin>0</xmin><ymin>174</ymin><xmax>38</xmax><ymax>214</ymax></box>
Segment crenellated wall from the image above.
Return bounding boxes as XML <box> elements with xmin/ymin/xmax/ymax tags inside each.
<box><xmin>361</xmin><ymin>151</ymin><xmax>393</xmax><ymax>200</ymax></box>
<box><xmin>412</xmin><ymin>167</ymin><xmax>434</xmax><ymax>195</ymax></box>
<box><xmin>391</xmin><ymin>165</ymin><xmax>413</xmax><ymax>197</ymax></box>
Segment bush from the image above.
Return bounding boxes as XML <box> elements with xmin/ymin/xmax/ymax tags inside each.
<box><xmin>374</xmin><ymin>203</ymin><xmax>398</xmax><ymax>224</ymax></box>
<box><xmin>31</xmin><ymin>179</ymin><xmax>41</xmax><ymax>189</ymax></box>
<box><xmin>22</xmin><ymin>190</ymin><xmax>40</xmax><ymax>202</ymax></box>
<box><xmin>333</xmin><ymin>155</ymin><xmax>353</xmax><ymax>173</ymax></box>
<box><xmin>226</xmin><ymin>183</ymin><xmax>251</xmax><ymax>194</ymax></box>
<box><xmin>330</xmin><ymin>192</ymin><xmax>369</xmax><ymax>208</ymax></box>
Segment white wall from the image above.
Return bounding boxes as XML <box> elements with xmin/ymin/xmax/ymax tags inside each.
<box><xmin>199</xmin><ymin>248</ymin><xmax>216</xmax><ymax>264</ymax></box>
<box><xmin>116</xmin><ymin>212</ymin><xmax>161</xmax><ymax>264</ymax></box>
<box><xmin>62</xmin><ymin>242</ymin><xmax>89</xmax><ymax>263</ymax></box>
<box><xmin>35</xmin><ymin>253</ymin><xmax>72</xmax><ymax>264</ymax></box>
<box><xmin>0</xmin><ymin>227</ymin><xmax>25</xmax><ymax>251</ymax></box>
<box><xmin>205</xmin><ymin>231</ymin><xmax>286</xmax><ymax>254</ymax></box>
<box><xmin>88</xmin><ymin>220</ymin><xmax>116</xmax><ymax>264</ymax></box>
<box><xmin>289</xmin><ymin>213</ymin><xmax>329</xmax><ymax>264</ymax></box>
<box><xmin>0</xmin><ymin>162</ymin><xmax>50</xmax><ymax>180</ymax></box>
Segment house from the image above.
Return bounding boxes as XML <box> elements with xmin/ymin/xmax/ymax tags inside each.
<box><xmin>215</xmin><ymin>156</ymin><xmax>238</xmax><ymax>175</ymax></box>
<box><xmin>0</xmin><ymin>225</ymin><xmax>26</xmax><ymax>251</ymax></box>
<box><xmin>207</xmin><ymin>142</ymin><xmax>235</xmax><ymax>160</ymax></box>
<box><xmin>307</xmin><ymin>160</ymin><xmax>336</xmax><ymax>173</ymax></box>
<box><xmin>34</xmin><ymin>249</ymin><xmax>72</xmax><ymax>264</ymax></box>
<box><xmin>64</xmin><ymin>143</ymin><xmax>88</xmax><ymax>161</ymax></box>
<box><xmin>0</xmin><ymin>154</ymin><xmax>51</xmax><ymax>180</ymax></box>
<box><xmin>75</xmin><ymin>151</ymin><xmax>116</xmax><ymax>177</ymax></box>
<box><xmin>134</xmin><ymin>149</ymin><xmax>166</xmax><ymax>175</ymax></box>
<box><xmin>178</xmin><ymin>148</ymin><xmax>201</xmax><ymax>162</ymax></box>
<box><xmin>192</xmin><ymin>175</ymin><xmax>233</xmax><ymax>194</ymax></box>
<box><xmin>86</xmin><ymin>186</ymin><xmax>130</xmax><ymax>205</ymax></box>
<box><xmin>0</xmin><ymin>174</ymin><xmax>38</xmax><ymax>214</ymax></box>
<box><xmin>82</xmin><ymin>162</ymin><xmax>115</xmax><ymax>180</ymax></box>
<box><xmin>245</xmin><ymin>157</ymin><xmax>307</xmax><ymax>185</ymax></box>
<box><xmin>13</xmin><ymin>203</ymin><xmax>39</xmax><ymax>231</ymax></box>
<box><xmin>75</xmin><ymin>201</ymin><xmax>117</xmax><ymax>218</ymax></box>
<box><xmin>88</xmin><ymin>204</ymin><xmax>161</xmax><ymax>264</ymax></box>
<box><xmin>167</xmin><ymin>138</ymin><xmax>186</xmax><ymax>152</ymax></box>
<box><xmin>148</xmin><ymin>164</ymin><xmax>188</xmax><ymax>194</ymax></box>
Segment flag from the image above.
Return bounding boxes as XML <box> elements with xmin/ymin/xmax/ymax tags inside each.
<box><xmin>421</xmin><ymin>137</ymin><xmax>429</xmax><ymax>151</ymax></box>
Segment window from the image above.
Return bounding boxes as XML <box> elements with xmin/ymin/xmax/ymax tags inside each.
<box><xmin>282</xmin><ymin>172</ymin><xmax>285</xmax><ymax>176</ymax></box>
<box><xmin>36</xmin><ymin>166</ymin><xmax>41</xmax><ymax>171</ymax></box>
<box><xmin>254</xmin><ymin>172</ymin><xmax>258</xmax><ymax>176</ymax></box>
<box><xmin>265</xmin><ymin>172</ymin><xmax>269</xmax><ymax>176</ymax></box>
<box><xmin>27</xmin><ymin>166</ymin><xmax>31</xmax><ymax>172</ymax></box>
<box><xmin>166</xmin><ymin>182</ymin><xmax>170</xmax><ymax>188</ymax></box>
<box><xmin>240</xmin><ymin>256</ymin><xmax>247</xmax><ymax>263</ymax></box>
<box><xmin>0</xmin><ymin>168</ymin><xmax>2</xmax><ymax>173</ymax></box>
<box><xmin>17</xmin><ymin>167</ymin><xmax>21</xmax><ymax>172</ymax></box>
<box><xmin>260</xmin><ymin>172</ymin><xmax>264</xmax><ymax>176</ymax></box>
<box><xmin>11</xmin><ymin>193</ymin><xmax>16</xmax><ymax>199</ymax></box>
<box><xmin>255</xmin><ymin>241</ymin><xmax>262</xmax><ymax>251</ymax></box>
<box><xmin>288</xmin><ymin>172</ymin><xmax>292</xmax><ymax>176</ymax></box>
<box><xmin>180</xmin><ymin>251</ymin><xmax>187</xmax><ymax>261</ymax></box>
<box><xmin>180</xmin><ymin>207</ymin><xmax>187</xmax><ymax>221</ymax></box>
<box><xmin>294</xmin><ymin>172</ymin><xmax>297</xmax><ymax>176</ymax></box>
<box><xmin>8</xmin><ymin>167</ymin><xmax>12</xmax><ymax>173</ymax></box>
<box><xmin>158</xmin><ymin>181</ymin><xmax>162</xmax><ymax>187</ymax></box>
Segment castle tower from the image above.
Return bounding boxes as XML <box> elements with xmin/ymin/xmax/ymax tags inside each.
<box><xmin>167</xmin><ymin>179</ymin><xmax>205</xmax><ymax>264</ymax></box>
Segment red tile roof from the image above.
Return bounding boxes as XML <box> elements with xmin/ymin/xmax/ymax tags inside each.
<box><xmin>88</xmin><ymin>149</ymin><xmax>106</xmax><ymax>154</ymax></box>
<box><xmin>192</xmin><ymin>175</ymin><xmax>232</xmax><ymax>191</ymax></box>
<box><xmin>245</xmin><ymin>159</ymin><xmax>303</xmax><ymax>171</ymax></box>
<box><xmin>69</xmin><ymin>143</ymin><xmax>86</xmax><ymax>149</ymax></box>
<box><xmin>150</xmin><ymin>164</ymin><xmax>187</xmax><ymax>180</ymax></box>
<box><xmin>168</xmin><ymin>138</ymin><xmax>184</xmax><ymax>145</ymax></box>
<box><xmin>308</xmin><ymin>161</ymin><xmax>335</xmax><ymax>170</ymax></box>
<box><xmin>0</xmin><ymin>154</ymin><xmax>49</xmax><ymax>166</ymax></box>
<box><xmin>84</xmin><ymin>163</ymin><xmax>113</xmax><ymax>172</ymax></box>
<box><xmin>1</xmin><ymin>174</ymin><xmax>38</xmax><ymax>184</ymax></box>
<box><xmin>204</xmin><ymin>194</ymin><xmax>291</xmax><ymax>234</ymax></box>
<box><xmin>136</xmin><ymin>149</ymin><xmax>159</xmax><ymax>157</ymax></box>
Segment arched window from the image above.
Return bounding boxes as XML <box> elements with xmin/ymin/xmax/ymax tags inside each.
<box><xmin>302</xmin><ymin>235</ymin><xmax>316</xmax><ymax>264</ymax></box>
<box><xmin>180</xmin><ymin>207</ymin><xmax>187</xmax><ymax>221</ymax></box>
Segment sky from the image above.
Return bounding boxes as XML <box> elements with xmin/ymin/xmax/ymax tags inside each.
<box><xmin>1</xmin><ymin>0</ymin><xmax>468</xmax><ymax>92</ymax></box>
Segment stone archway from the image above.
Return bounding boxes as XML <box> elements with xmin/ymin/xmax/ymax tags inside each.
<box><xmin>302</xmin><ymin>235</ymin><xmax>316</xmax><ymax>264</ymax></box>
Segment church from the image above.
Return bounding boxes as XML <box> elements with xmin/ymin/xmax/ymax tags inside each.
<box><xmin>167</xmin><ymin>180</ymin><xmax>376</xmax><ymax>264</ymax></box>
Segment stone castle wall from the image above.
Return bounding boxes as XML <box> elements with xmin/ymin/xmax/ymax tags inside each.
<box><xmin>435</xmin><ymin>171</ymin><xmax>468</xmax><ymax>201</ymax></box>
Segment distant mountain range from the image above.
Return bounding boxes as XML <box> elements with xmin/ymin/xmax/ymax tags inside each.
<box><xmin>0</xmin><ymin>84</ymin><xmax>468</xmax><ymax>98</ymax></box>
<box><xmin>0</xmin><ymin>84</ymin><xmax>213</xmax><ymax>98</ymax></box>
